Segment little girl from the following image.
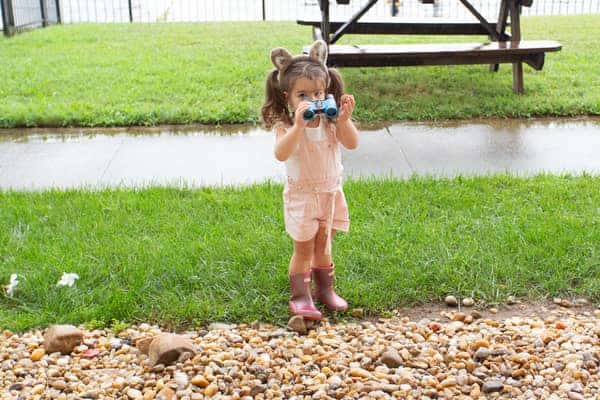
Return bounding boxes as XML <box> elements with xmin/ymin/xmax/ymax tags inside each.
<box><xmin>261</xmin><ymin>40</ymin><xmax>359</xmax><ymax>320</ymax></box>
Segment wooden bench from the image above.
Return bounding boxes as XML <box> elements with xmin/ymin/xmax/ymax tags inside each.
<box><xmin>299</xmin><ymin>0</ymin><xmax>561</xmax><ymax>94</ymax></box>
<box><xmin>302</xmin><ymin>40</ymin><xmax>560</xmax><ymax>69</ymax></box>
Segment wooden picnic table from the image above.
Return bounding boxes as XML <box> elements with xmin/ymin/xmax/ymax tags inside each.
<box><xmin>298</xmin><ymin>0</ymin><xmax>561</xmax><ymax>93</ymax></box>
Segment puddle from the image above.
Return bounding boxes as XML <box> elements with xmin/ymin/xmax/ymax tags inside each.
<box><xmin>0</xmin><ymin>117</ymin><xmax>599</xmax><ymax>190</ymax></box>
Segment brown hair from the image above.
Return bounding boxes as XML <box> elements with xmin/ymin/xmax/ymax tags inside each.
<box><xmin>261</xmin><ymin>57</ymin><xmax>345</xmax><ymax>130</ymax></box>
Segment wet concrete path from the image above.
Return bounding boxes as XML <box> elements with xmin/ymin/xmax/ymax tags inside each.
<box><xmin>0</xmin><ymin>117</ymin><xmax>599</xmax><ymax>190</ymax></box>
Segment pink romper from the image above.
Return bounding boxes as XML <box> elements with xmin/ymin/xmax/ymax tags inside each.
<box><xmin>280</xmin><ymin>117</ymin><xmax>350</xmax><ymax>254</ymax></box>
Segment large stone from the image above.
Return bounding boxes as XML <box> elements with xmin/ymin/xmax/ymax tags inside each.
<box><xmin>133</xmin><ymin>336</ymin><xmax>155</xmax><ymax>355</ymax></box>
<box><xmin>287</xmin><ymin>316</ymin><xmax>307</xmax><ymax>335</ymax></box>
<box><xmin>147</xmin><ymin>334</ymin><xmax>196</xmax><ymax>366</ymax></box>
<box><xmin>43</xmin><ymin>325</ymin><xmax>84</xmax><ymax>355</ymax></box>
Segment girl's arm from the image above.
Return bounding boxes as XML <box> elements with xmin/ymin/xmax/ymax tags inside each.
<box><xmin>336</xmin><ymin>119</ymin><xmax>359</xmax><ymax>150</ymax></box>
<box><xmin>274</xmin><ymin>101</ymin><xmax>311</xmax><ymax>161</ymax></box>
<box><xmin>274</xmin><ymin>124</ymin><xmax>303</xmax><ymax>161</ymax></box>
<box><xmin>336</xmin><ymin>94</ymin><xmax>359</xmax><ymax>150</ymax></box>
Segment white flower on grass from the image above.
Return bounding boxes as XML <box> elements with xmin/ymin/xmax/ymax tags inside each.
<box><xmin>56</xmin><ymin>272</ymin><xmax>80</xmax><ymax>287</ymax></box>
<box><xmin>4</xmin><ymin>274</ymin><xmax>19</xmax><ymax>297</ymax></box>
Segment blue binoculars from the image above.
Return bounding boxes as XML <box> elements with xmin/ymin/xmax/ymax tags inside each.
<box><xmin>303</xmin><ymin>94</ymin><xmax>338</xmax><ymax>121</ymax></box>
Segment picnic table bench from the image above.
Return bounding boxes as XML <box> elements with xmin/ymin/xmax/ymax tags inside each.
<box><xmin>298</xmin><ymin>0</ymin><xmax>561</xmax><ymax>94</ymax></box>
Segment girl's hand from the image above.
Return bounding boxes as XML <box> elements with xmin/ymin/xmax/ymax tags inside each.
<box><xmin>293</xmin><ymin>101</ymin><xmax>311</xmax><ymax>128</ymax></box>
<box><xmin>337</xmin><ymin>94</ymin><xmax>355</xmax><ymax>124</ymax></box>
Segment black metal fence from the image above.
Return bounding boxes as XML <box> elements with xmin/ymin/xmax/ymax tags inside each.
<box><xmin>1</xmin><ymin>0</ymin><xmax>61</xmax><ymax>36</ymax></box>
<box><xmin>3</xmin><ymin>0</ymin><xmax>599</xmax><ymax>37</ymax></box>
<box><xmin>56</xmin><ymin>0</ymin><xmax>600</xmax><ymax>23</ymax></box>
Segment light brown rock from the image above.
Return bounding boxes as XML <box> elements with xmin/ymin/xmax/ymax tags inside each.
<box><xmin>147</xmin><ymin>333</ymin><xmax>196</xmax><ymax>366</ymax></box>
<box><xmin>43</xmin><ymin>324</ymin><xmax>84</xmax><ymax>354</ymax></box>
<box><xmin>287</xmin><ymin>316</ymin><xmax>307</xmax><ymax>335</ymax></box>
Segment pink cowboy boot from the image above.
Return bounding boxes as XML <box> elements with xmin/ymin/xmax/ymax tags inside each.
<box><xmin>289</xmin><ymin>271</ymin><xmax>322</xmax><ymax>320</ymax></box>
<box><xmin>311</xmin><ymin>264</ymin><xmax>348</xmax><ymax>312</ymax></box>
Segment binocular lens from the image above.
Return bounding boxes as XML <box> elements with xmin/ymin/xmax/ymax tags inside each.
<box><xmin>303</xmin><ymin>110</ymin><xmax>315</xmax><ymax>120</ymax></box>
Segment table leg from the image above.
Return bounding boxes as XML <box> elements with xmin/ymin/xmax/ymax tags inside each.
<box><xmin>509</xmin><ymin>0</ymin><xmax>523</xmax><ymax>94</ymax></box>
<box><xmin>319</xmin><ymin>0</ymin><xmax>330</xmax><ymax>45</ymax></box>
<box><xmin>490</xmin><ymin>0</ymin><xmax>510</xmax><ymax>72</ymax></box>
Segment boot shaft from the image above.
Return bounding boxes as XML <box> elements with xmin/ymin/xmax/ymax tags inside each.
<box><xmin>311</xmin><ymin>264</ymin><xmax>348</xmax><ymax>312</ymax></box>
<box><xmin>289</xmin><ymin>271</ymin><xmax>312</xmax><ymax>300</ymax></box>
<box><xmin>289</xmin><ymin>271</ymin><xmax>322</xmax><ymax>320</ymax></box>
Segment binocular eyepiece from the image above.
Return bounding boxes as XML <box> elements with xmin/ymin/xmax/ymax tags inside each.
<box><xmin>303</xmin><ymin>94</ymin><xmax>338</xmax><ymax>121</ymax></box>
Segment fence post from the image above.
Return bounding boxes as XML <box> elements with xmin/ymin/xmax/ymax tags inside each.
<box><xmin>0</xmin><ymin>0</ymin><xmax>7</xmax><ymax>36</ymax></box>
<box><xmin>128</xmin><ymin>0</ymin><xmax>133</xmax><ymax>22</ymax></box>
<box><xmin>262</xmin><ymin>0</ymin><xmax>266</xmax><ymax>20</ymax></box>
<box><xmin>40</xmin><ymin>0</ymin><xmax>48</xmax><ymax>27</ymax></box>
<box><xmin>55</xmin><ymin>0</ymin><xmax>61</xmax><ymax>23</ymax></box>
<box><xmin>1</xmin><ymin>0</ymin><xmax>16</xmax><ymax>36</ymax></box>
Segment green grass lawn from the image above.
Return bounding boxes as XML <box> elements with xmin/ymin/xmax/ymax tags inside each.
<box><xmin>1</xmin><ymin>174</ymin><xmax>599</xmax><ymax>332</ymax></box>
<box><xmin>0</xmin><ymin>15</ymin><xmax>599</xmax><ymax>128</ymax></box>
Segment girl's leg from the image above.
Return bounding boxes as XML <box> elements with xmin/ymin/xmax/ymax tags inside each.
<box><xmin>289</xmin><ymin>238</ymin><xmax>314</xmax><ymax>275</ymax></box>
<box><xmin>311</xmin><ymin>226</ymin><xmax>348</xmax><ymax>311</ymax></box>
<box><xmin>288</xmin><ymin>236</ymin><xmax>322</xmax><ymax>320</ymax></box>
<box><xmin>312</xmin><ymin>225</ymin><xmax>336</xmax><ymax>267</ymax></box>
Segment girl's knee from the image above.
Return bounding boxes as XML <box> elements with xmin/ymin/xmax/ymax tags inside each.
<box><xmin>293</xmin><ymin>238</ymin><xmax>315</xmax><ymax>259</ymax></box>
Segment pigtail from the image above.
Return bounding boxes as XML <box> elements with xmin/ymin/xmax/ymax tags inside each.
<box><xmin>327</xmin><ymin>68</ymin><xmax>345</xmax><ymax>107</ymax></box>
<box><xmin>261</xmin><ymin>69</ymin><xmax>292</xmax><ymax>130</ymax></box>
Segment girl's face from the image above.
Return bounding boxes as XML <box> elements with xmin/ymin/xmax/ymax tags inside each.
<box><xmin>285</xmin><ymin>77</ymin><xmax>326</xmax><ymax>111</ymax></box>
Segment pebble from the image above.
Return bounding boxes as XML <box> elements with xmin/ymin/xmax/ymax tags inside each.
<box><xmin>453</xmin><ymin>312</ymin><xmax>467</xmax><ymax>321</ymax></box>
<box><xmin>156</xmin><ymin>387</ymin><xmax>176</xmax><ymax>400</ymax></box>
<box><xmin>204</xmin><ymin>383</ymin><xmax>219</xmax><ymax>397</ymax></box>
<box><xmin>380</xmin><ymin>347</ymin><xmax>402</xmax><ymax>368</ymax></box>
<box><xmin>350</xmin><ymin>368</ymin><xmax>372</xmax><ymax>379</ymax></box>
<box><xmin>30</xmin><ymin>348</ymin><xmax>45</xmax><ymax>361</ymax></box>
<box><xmin>191</xmin><ymin>374</ymin><xmax>209</xmax><ymax>387</ymax></box>
<box><xmin>462</xmin><ymin>297</ymin><xmax>475</xmax><ymax>307</ymax></box>
<box><xmin>0</xmin><ymin>306</ymin><xmax>597</xmax><ymax>399</ymax></box>
<box><xmin>474</xmin><ymin>347</ymin><xmax>492</xmax><ymax>362</ymax></box>
<box><xmin>482</xmin><ymin>379</ymin><xmax>504</xmax><ymax>393</ymax></box>
<box><xmin>445</xmin><ymin>295</ymin><xmax>458</xmax><ymax>307</ymax></box>
<box><xmin>174</xmin><ymin>371</ymin><xmax>188</xmax><ymax>388</ymax></box>
<box><xmin>126</xmin><ymin>388</ymin><xmax>143</xmax><ymax>399</ymax></box>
